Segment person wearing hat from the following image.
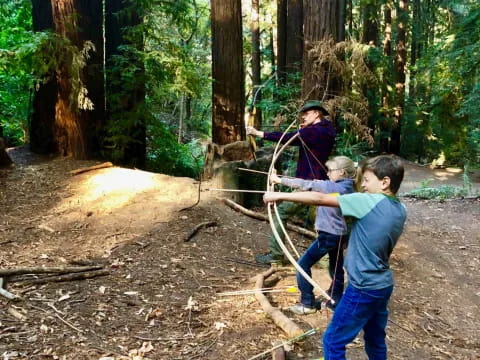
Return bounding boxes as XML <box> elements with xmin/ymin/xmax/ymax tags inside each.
<box><xmin>246</xmin><ymin>100</ymin><xmax>336</xmax><ymax>264</ymax></box>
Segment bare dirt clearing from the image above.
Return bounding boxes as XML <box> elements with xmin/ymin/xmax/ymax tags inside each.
<box><xmin>1</xmin><ymin>147</ymin><xmax>479</xmax><ymax>359</ymax></box>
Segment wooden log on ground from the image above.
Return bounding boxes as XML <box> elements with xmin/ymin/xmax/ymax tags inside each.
<box><xmin>222</xmin><ymin>198</ymin><xmax>317</xmax><ymax>239</ymax></box>
<box><xmin>253</xmin><ymin>267</ymin><xmax>303</xmax><ymax>338</ymax></box>
<box><xmin>14</xmin><ymin>269</ymin><xmax>109</xmax><ymax>285</ymax></box>
<box><xmin>184</xmin><ymin>221</ymin><xmax>217</xmax><ymax>242</ymax></box>
<box><xmin>0</xmin><ymin>265</ymin><xmax>104</xmax><ymax>277</ymax></box>
<box><xmin>70</xmin><ymin>161</ymin><xmax>113</xmax><ymax>175</ymax></box>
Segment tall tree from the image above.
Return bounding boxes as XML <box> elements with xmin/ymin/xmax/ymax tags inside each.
<box><xmin>302</xmin><ymin>0</ymin><xmax>346</xmax><ymax>100</ymax></box>
<box><xmin>391</xmin><ymin>0</ymin><xmax>408</xmax><ymax>154</ymax></box>
<box><xmin>211</xmin><ymin>0</ymin><xmax>245</xmax><ymax>145</ymax></box>
<box><xmin>361</xmin><ymin>0</ymin><xmax>380</xmax><ymax>140</ymax></box>
<box><xmin>30</xmin><ymin>0</ymin><xmax>57</xmax><ymax>154</ymax></box>
<box><xmin>380</xmin><ymin>1</ymin><xmax>393</xmax><ymax>153</ymax></box>
<box><xmin>44</xmin><ymin>0</ymin><xmax>105</xmax><ymax>159</ymax></box>
<box><xmin>251</xmin><ymin>0</ymin><xmax>262</xmax><ymax>128</ymax></box>
<box><xmin>105</xmin><ymin>0</ymin><xmax>146</xmax><ymax>167</ymax></box>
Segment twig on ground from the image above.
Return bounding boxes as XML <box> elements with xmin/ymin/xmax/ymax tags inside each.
<box><xmin>184</xmin><ymin>221</ymin><xmax>218</xmax><ymax>242</ymax></box>
<box><xmin>0</xmin><ymin>265</ymin><xmax>104</xmax><ymax>277</ymax></box>
<box><xmin>70</xmin><ymin>162</ymin><xmax>113</xmax><ymax>175</ymax></box>
<box><xmin>14</xmin><ymin>269</ymin><xmax>109</xmax><ymax>285</ymax></box>
<box><xmin>222</xmin><ymin>198</ymin><xmax>316</xmax><ymax>239</ymax></box>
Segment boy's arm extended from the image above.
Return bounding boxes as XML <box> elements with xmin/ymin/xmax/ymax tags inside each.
<box><xmin>263</xmin><ymin>191</ymin><xmax>339</xmax><ymax>207</ymax></box>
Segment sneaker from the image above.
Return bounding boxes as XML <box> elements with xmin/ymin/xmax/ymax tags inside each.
<box><xmin>289</xmin><ymin>303</ymin><xmax>317</xmax><ymax>315</ymax></box>
<box><xmin>314</xmin><ymin>299</ymin><xmax>337</xmax><ymax>311</ymax></box>
<box><xmin>255</xmin><ymin>252</ymin><xmax>287</xmax><ymax>265</ymax></box>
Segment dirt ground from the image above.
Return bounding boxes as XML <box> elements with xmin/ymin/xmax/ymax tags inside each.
<box><xmin>1</xmin><ymin>147</ymin><xmax>479</xmax><ymax>360</ymax></box>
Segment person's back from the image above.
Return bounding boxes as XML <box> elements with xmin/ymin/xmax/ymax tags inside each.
<box><xmin>341</xmin><ymin>192</ymin><xmax>406</xmax><ymax>289</ymax></box>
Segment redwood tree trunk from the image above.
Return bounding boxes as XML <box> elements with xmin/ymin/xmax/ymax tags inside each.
<box><xmin>49</xmin><ymin>0</ymin><xmax>105</xmax><ymax>159</ymax></box>
<box><xmin>211</xmin><ymin>0</ymin><xmax>245</xmax><ymax>145</ymax></box>
<box><xmin>50</xmin><ymin>0</ymin><xmax>84</xmax><ymax>157</ymax></box>
<box><xmin>302</xmin><ymin>0</ymin><xmax>345</xmax><ymax>100</ymax></box>
<box><xmin>285</xmin><ymin>0</ymin><xmax>303</xmax><ymax>74</ymax></box>
<box><xmin>30</xmin><ymin>0</ymin><xmax>57</xmax><ymax>154</ymax></box>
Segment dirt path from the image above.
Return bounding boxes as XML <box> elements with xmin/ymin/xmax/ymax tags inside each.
<box><xmin>1</xmin><ymin>148</ymin><xmax>479</xmax><ymax>359</ymax></box>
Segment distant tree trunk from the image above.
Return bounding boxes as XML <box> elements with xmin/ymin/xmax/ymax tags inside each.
<box><xmin>380</xmin><ymin>2</ymin><xmax>393</xmax><ymax>153</ymax></box>
<box><xmin>285</xmin><ymin>0</ymin><xmax>303</xmax><ymax>74</ymax></box>
<box><xmin>251</xmin><ymin>0</ymin><xmax>262</xmax><ymax>128</ymax></box>
<box><xmin>361</xmin><ymin>0</ymin><xmax>379</xmax><ymax>139</ymax></box>
<box><xmin>211</xmin><ymin>0</ymin><xmax>245</xmax><ymax>145</ymax></box>
<box><xmin>302</xmin><ymin>0</ymin><xmax>345</xmax><ymax>100</ymax></box>
<box><xmin>391</xmin><ymin>0</ymin><xmax>408</xmax><ymax>154</ymax></box>
<box><xmin>277</xmin><ymin>0</ymin><xmax>287</xmax><ymax>85</ymax></box>
<box><xmin>30</xmin><ymin>0</ymin><xmax>57</xmax><ymax>154</ymax></box>
<box><xmin>105</xmin><ymin>0</ymin><xmax>146</xmax><ymax>167</ymax></box>
<box><xmin>269</xmin><ymin>28</ymin><xmax>276</xmax><ymax>75</ymax></box>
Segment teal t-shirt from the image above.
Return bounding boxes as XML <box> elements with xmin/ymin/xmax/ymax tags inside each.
<box><xmin>338</xmin><ymin>193</ymin><xmax>407</xmax><ymax>290</ymax></box>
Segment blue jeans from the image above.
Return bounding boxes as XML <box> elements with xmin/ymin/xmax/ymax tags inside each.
<box><xmin>297</xmin><ymin>231</ymin><xmax>345</xmax><ymax>307</ymax></box>
<box><xmin>323</xmin><ymin>284</ymin><xmax>394</xmax><ymax>360</ymax></box>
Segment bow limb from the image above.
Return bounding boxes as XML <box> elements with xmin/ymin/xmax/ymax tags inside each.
<box><xmin>266</xmin><ymin>121</ymin><xmax>334</xmax><ymax>304</ymax></box>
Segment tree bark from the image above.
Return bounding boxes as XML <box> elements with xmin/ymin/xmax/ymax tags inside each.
<box><xmin>0</xmin><ymin>138</ymin><xmax>13</xmax><ymax>168</ymax></box>
<box><xmin>276</xmin><ymin>0</ymin><xmax>287</xmax><ymax>84</ymax></box>
<box><xmin>285</xmin><ymin>0</ymin><xmax>303</xmax><ymax>74</ymax></box>
<box><xmin>251</xmin><ymin>0</ymin><xmax>262</xmax><ymax>128</ymax></box>
<box><xmin>211</xmin><ymin>0</ymin><xmax>245</xmax><ymax>145</ymax></box>
<box><xmin>302</xmin><ymin>0</ymin><xmax>345</xmax><ymax>100</ymax></box>
<box><xmin>30</xmin><ymin>0</ymin><xmax>57</xmax><ymax>154</ymax></box>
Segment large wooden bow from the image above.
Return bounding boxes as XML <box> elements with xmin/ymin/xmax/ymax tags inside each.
<box><xmin>266</xmin><ymin>118</ymin><xmax>334</xmax><ymax>304</ymax></box>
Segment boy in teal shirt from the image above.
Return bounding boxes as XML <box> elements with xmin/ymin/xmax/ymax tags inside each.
<box><xmin>263</xmin><ymin>155</ymin><xmax>407</xmax><ymax>360</ymax></box>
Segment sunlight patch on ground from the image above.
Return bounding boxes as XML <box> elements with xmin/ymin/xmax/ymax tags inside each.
<box><xmin>79</xmin><ymin>168</ymin><xmax>158</xmax><ymax>210</ymax></box>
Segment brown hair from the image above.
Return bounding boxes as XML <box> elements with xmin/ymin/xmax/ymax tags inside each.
<box><xmin>361</xmin><ymin>155</ymin><xmax>404</xmax><ymax>194</ymax></box>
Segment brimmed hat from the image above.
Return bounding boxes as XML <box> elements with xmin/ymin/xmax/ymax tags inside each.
<box><xmin>299</xmin><ymin>100</ymin><xmax>329</xmax><ymax>115</ymax></box>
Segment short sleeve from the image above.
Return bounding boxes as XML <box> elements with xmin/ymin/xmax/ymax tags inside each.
<box><xmin>338</xmin><ymin>193</ymin><xmax>385</xmax><ymax>219</ymax></box>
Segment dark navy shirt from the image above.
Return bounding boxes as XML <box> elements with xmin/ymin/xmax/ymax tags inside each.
<box><xmin>263</xmin><ymin>119</ymin><xmax>336</xmax><ymax>180</ymax></box>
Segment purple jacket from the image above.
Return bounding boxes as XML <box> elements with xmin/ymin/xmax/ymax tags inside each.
<box><xmin>263</xmin><ymin>119</ymin><xmax>336</xmax><ymax>180</ymax></box>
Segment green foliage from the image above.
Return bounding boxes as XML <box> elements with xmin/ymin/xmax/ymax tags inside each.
<box><xmin>410</xmin><ymin>3</ymin><xmax>480</xmax><ymax>167</ymax></box>
<box><xmin>146</xmin><ymin>122</ymin><xmax>204</xmax><ymax>178</ymax></box>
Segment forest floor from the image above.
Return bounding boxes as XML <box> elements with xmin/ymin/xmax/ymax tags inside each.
<box><xmin>1</xmin><ymin>146</ymin><xmax>479</xmax><ymax>360</ymax></box>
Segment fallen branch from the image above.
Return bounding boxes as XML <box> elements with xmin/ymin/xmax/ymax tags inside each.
<box><xmin>15</xmin><ymin>269</ymin><xmax>109</xmax><ymax>285</ymax></box>
<box><xmin>222</xmin><ymin>198</ymin><xmax>316</xmax><ymax>239</ymax></box>
<box><xmin>252</xmin><ymin>267</ymin><xmax>303</xmax><ymax>338</ymax></box>
<box><xmin>184</xmin><ymin>221</ymin><xmax>218</xmax><ymax>242</ymax></box>
<box><xmin>70</xmin><ymin>161</ymin><xmax>113</xmax><ymax>176</ymax></box>
<box><xmin>0</xmin><ymin>265</ymin><xmax>104</xmax><ymax>277</ymax></box>
<box><xmin>0</xmin><ymin>277</ymin><xmax>18</xmax><ymax>301</ymax></box>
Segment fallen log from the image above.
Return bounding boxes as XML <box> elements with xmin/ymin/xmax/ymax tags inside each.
<box><xmin>14</xmin><ymin>269</ymin><xmax>109</xmax><ymax>285</ymax></box>
<box><xmin>252</xmin><ymin>267</ymin><xmax>303</xmax><ymax>338</ymax></box>
<box><xmin>221</xmin><ymin>198</ymin><xmax>316</xmax><ymax>239</ymax></box>
<box><xmin>184</xmin><ymin>221</ymin><xmax>218</xmax><ymax>242</ymax></box>
<box><xmin>70</xmin><ymin>161</ymin><xmax>113</xmax><ymax>175</ymax></box>
<box><xmin>0</xmin><ymin>265</ymin><xmax>104</xmax><ymax>277</ymax></box>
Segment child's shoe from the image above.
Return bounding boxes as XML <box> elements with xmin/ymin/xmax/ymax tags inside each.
<box><xmin>288</xmin><ymin>303</ymin><xmax>317</xmax><ymax>315</ymax></box>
